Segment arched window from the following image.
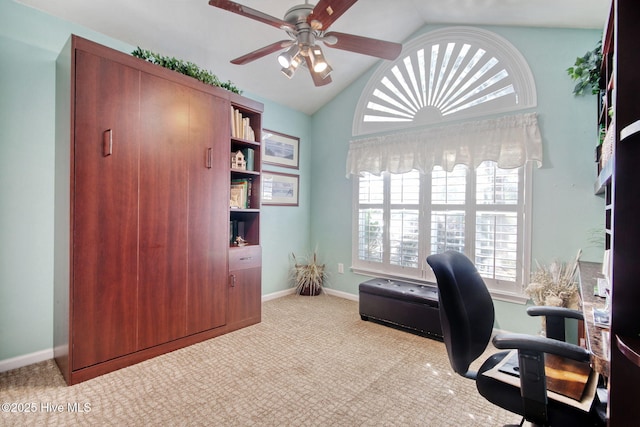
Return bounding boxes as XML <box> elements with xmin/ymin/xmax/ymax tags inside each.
<box><xmin>352</xmin><ymin>27</ymin><xmax>537</xmax><ymax>136</ymax></box>
<box><xmin>349</xmin><ymin>28</ymin><xmax>540</xmax><ymax>301</ymax></box>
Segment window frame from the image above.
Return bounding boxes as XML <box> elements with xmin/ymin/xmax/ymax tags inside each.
<box><xmin>352</xmin><ymin>27</ymin><xmax>537</xmax><ymax>137</ymax></box>
<box><xmin>351</xmin><ymin>162</ymin><xmax>532</xmax><ymax>303</ymax></box>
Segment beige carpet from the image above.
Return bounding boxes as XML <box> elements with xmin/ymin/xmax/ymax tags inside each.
<box><xmin>0</xmin><ymin>294</ymin><xmax>519</xmax><ymax>426</ymax></box>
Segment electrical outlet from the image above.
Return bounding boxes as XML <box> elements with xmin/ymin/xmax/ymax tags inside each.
<box><xmin>338</xmin><ymin>263</ymin><xmax>344</xmax><ymax>274</ymax></box>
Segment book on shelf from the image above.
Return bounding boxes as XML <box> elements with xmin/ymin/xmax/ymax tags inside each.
<box><xmin>241</xmin><ymin>147</ymin><xmax>255</xmax><ymax>171</ymax></box>
<box><xmin>230</xmin><ymin>178</ymin><xmax>252</xmax><ymax>209</ymax></box>
<box><xmin>230</xmin><ymin>107</ymin><xmax>255</xmax><ymax>141</ymax></box>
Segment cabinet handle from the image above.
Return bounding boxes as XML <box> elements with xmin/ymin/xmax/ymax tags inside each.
<box><xmin>240</xmin><ymin>257</ymin><xmax>252</xmax><ymax>261</ymax></box>
<box><xmin>206</xmin><ymin>147</ymin><xmax>212</xmax><ymax>169</ymax></box>
<box><xmin>230</xmin><ymin>274</ymin><xmax>236</xmax><ymax>287</ymax></box>
<box><xmin>103</xmin><ymin>129</ymin><xmax>113</xmax><ymax>157</ymax></box>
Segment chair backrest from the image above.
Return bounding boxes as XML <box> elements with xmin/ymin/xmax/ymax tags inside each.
<box><xmin>426</xmin><ymin>251</ymin><xmax>495</xmax><ymax>377</ymax></box>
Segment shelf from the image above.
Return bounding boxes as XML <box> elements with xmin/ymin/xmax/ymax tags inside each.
<box><xmin>620</xmin><ymin>120</ymin><xmax>640</xmax><ymax>141</ymax></box>
<box><xmin>230</xmin><ymin>208</ymin><xmax>259</xmax><ymax>213</ymax></box>
<box><xmin>231</xmin><ymin>168</ymin><xmax>259</xmax><ymax>174</ymax></box>
<box><xmin>231</xmin><ymin>137</ymin><xmax>260</xmax><ymax>147</ymax></box>
<box><xmin>616</xmin><ymin>335</ymin><xmax>640</xmax><ymax>368</ymax></box>
<box><xmin>229</xmin><ymin>243</ymin><xmax>260</xmax><ymax>250</ymax></box>
<box><xmin>594</xmin><ymin>157</ymin><xmax>613</xmax><ymax>194</ymax></box>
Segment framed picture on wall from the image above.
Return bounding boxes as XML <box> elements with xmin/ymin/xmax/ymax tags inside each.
<box><xmin>262</xmin><ymin>129</ymin><xmax>299</xmax><ymax>169</ymax></box>
<box><xmin>262</xmin><ymin>171</ymin><xmax>299</xmax><ymax>206</ymax></box>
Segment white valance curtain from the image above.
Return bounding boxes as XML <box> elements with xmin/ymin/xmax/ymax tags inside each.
<box><xmin>346</xmin><ymin>113</ymin><xmax>543</xmax><ymax>177</ymax></box>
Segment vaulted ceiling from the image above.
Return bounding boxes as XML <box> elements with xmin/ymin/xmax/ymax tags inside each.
<box><xmin>17</xmin><ymin>0</ymin><xmax>608</xmax><ymax>114</ymax></box>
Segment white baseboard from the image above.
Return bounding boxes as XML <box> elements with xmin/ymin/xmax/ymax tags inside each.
<box><xmin>262</xmin><ymin>287</ymin><xmax>358</xmax><ymax>302</ymax></box>
<box><xmin>324</xmin><ymin>288</ymin><xmax>359</xmax><ymax>301</ymax></box>
<box><xmin>262</xmin><ymin>288</ymin><xmax>296</xmax><ymax>301</ymax></box>
<box><xmin>0</xmin><ymin>348</ymin><xmax>54</xmax><ymax>373</ymax></box>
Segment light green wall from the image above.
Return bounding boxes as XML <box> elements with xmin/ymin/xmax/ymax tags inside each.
<box><xmin>0</xmin><ymin>36</ymin><xmax>55</xmax><ymax>363</ymax></box>
<box><xmin>309</xmin><ymin>25</ymin><xmax>604</xmax><ymax>335</ymax></box>
<box><xmin>250</xmin><ymin>96</ymin><xmax>313</xmax><ymax>295</ymax></box>
<box><xmin>0</xmin><ymin>0</ymin><xmax>604</xmax><ymax>361</ymax></box>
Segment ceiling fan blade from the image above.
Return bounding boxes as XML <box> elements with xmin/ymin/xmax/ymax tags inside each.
<box><xmin>304</xmin><ymin>56</ymin><xmax>332</xmax><ymax>87</ymax></box>
<box><xmin>308</xmin><ymin>0</ymin><xmax>358</xmax><ymax>30</ymax></box>
<box><xmin>323</xmin><ymin>31</ymin><xmax>402</xmax><ymax>60</ymax></box>
<box><xmin>230</xmin><ymin>40</ymin><xmax>293</xmax><ymax>65</ymax></box>
<box><xmin>208</xmin><ymin>0</ymin><xmax>295</xmax><ymax>30</ymax></box>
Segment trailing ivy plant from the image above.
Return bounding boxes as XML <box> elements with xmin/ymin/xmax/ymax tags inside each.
<box><xmin>566</xmin><ymin>41</ymin><xmax>602</xmax><ymax>96</ymax></box>
<box><xmin>132</xmin><ymin>47</ymin><xmax>242</xmax><ymax>94</ymax></box>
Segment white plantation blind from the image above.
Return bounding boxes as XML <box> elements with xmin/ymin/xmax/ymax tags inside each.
<box><xmin>474</xmin><ymin>162</ymin><xmax>520</xmax><ymax>282</ymax></box>
<box><xmin>430</xmin><ymin>164</ymin><xmax>467</xmax><ymax>255</ymax></box>
<box><xmin>346</xmin><ymin>112</ymin><xmax>542</xmax><ymax>177</ymax></box>
<box><xmin>358</xmin><ymin>173</ymin><xmax>384</xmax><ymax>263</ymax></box>
<box><xmin>353</xmin><ymin>161</ymin><xmax>526</xmax><ymax>296</ymax></box>
<box><xmin>475</xmin><ymin>211</ymin><xmax>519</xmax><ymax>281</ymax></box>
<box><xmin>390</xmin><ymin>171</ymin><xmax>420</xmax><ymax>268</ymax></box>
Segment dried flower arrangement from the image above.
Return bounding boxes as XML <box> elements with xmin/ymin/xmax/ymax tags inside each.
<box><xmin>524</xmin><ymin>251</ymin><xmax>582</xmax><ymax>308</ymax></box>
<box><xmin>290</xmin><ymin>251</ymin><xmax>327</xmax><ymax>296</ymax></box>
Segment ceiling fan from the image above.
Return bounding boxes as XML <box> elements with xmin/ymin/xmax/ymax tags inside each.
<box><xmin>208</xmin><ymin>0</ymin><xmax>403</xmax><ymax>86</ymax></box>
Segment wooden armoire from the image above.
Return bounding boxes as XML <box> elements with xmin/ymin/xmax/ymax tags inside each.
<box><xmin>54</xmin><ymin>35</ymin><xmax>263</xmax><ymax>385</ymax></box>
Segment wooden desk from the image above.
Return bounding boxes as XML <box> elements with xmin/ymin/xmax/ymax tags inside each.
<box><xmin>578</xmin><ymin>261</ymin><xmax>610</xmax><ymax>378</ymax></box>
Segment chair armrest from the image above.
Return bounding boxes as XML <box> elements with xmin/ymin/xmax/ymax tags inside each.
<box><xmin>493</xmin><ymin>332</ymin><xmax>590</xmax><ymax>363</ymax></box>
<box><xmin>527</xmin><ymin>306</ymin><xmax>584</xmax><ymax>321</ymax></box>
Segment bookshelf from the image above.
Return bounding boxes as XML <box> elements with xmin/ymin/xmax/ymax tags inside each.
<box><xmin>227</xmin><ymin>94</ymin><xmax>263</xmax><ymax>330</ymax></box>
<box><xmin>594</xmin><ymin>1</ymin><xmax>640</xmax><ymax>423</ymax></box>
<box><xmin>229</xmin><ymin>98</ymin><xmax>262</xmax><ymax>247</ymax></box>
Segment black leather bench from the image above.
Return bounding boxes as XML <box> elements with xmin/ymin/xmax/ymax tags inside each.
<box><xmin>359</xmin><ymin>278</ymin><xmax>442</xmax><ymax>340</ymax></box>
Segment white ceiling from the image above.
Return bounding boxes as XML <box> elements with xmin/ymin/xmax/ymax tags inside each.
<box><xmin>17</xmin><ymin>0</ymin><xmax>608</xmax><ymax>115</ymax></box>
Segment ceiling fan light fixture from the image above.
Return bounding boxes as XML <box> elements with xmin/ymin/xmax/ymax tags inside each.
<box><xmin>310</xmin><ymin>46</ymin><xmax>329</xmax><ymax>73</ymax></box>
<box><xmin>281</xmin><ymin>53</ymin><xmax>302</xmax><ymax>79</ymax></box>
<box><xmin>317</xmin><ymin>63</ymin><xmax>333</xmax><ymax>80</ymax></box>
<box><xmin>277</xmin><ymin>44</ymin><xmax>300</xmax><ymax>68</ymax></box>
<box><xmin>281</xmin><ymin>66</ymin><xmax>295</xmax><ymax>79</ymax></box>
<box><xmin>210</xmin><ymin>0</ymin><xmax>403</xmax><ymax>87</ymax></box>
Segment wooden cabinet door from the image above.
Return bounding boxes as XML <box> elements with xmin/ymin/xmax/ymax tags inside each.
<box><xmin>228</xmin><ymin>246</ymin><xmax>262</xmax><ymax>326</ymax></box>
<box><xmin>186</xmin><ymin>90</ymin><xmax>229</xmax><ymax>334</ymax></box>
<box><xmin>137</xmin><ymin>73</ymin><xmax>189</xmax><ymax>349</ymax></box>
<box><xmin>228</xmin><ymin>267</ymin><xmax>262</xmax><ymax>326</ymax></box>
<box><xmin>72</xmin><ymin>50</ymin><xmax>140</xmax><ymax>370</ymax></box>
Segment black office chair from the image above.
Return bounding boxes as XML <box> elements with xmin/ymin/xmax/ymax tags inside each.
<box><xmin>426</xmin><ymin>251</ymin><xmax>603</xmax><ymax>427</ymax></box>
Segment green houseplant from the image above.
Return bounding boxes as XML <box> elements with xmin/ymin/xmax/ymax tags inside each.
<box><xmin>566</xmin><ymin>41</ymin><xmax>602</xmax><ymax>96</ymax></box>
<box><xmin>131</xmin><ymin>47</ymin><xmax>242</xmax><ymax>94</ymax></box>
<box><xmin>290</xmin><ymin>251</ymin><xmax>327</xmax><ymax>296</ymax></box>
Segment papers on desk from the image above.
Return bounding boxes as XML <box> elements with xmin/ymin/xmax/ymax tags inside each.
<box><xmin>595</xmin><ymin>278</ymin><xmax>609</xmax><ymax>298</ymax></box>
<box><xmin>483</xmin><ymin>349</ymin><xmax>598</xmax><ymax>412</ymax></box>
<box><xmin>593</xmin><ymin>308</ymin><xmax>610</xmax><ymax>328</ymax></box>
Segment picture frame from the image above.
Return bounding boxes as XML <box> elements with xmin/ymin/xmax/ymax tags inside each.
<box><xmin>262</xmin><ymin>129</ymin><xmax>300</xmax><ymax>169</ymax></box>
<box><xmin>262</xmin><ymin>171</ymin><xmax>299</xmax><ymax>206</ymax></box>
